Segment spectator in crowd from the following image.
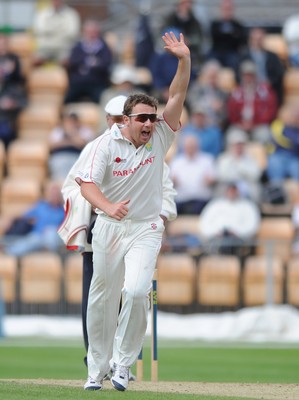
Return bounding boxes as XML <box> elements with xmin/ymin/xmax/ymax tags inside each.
<box><xmin>282</xmin><ymin>13</ymin><xmax>299</xmax><ymax>67</ymax></box>
<box><xmin>169</xmin><ymin>134</ymin><xmax>216</xmax><ymax>215</ymax></box>
<box><xmin>199</xmin><ymin>182</ymin><xmax>261</xmax><ymax>256</ymax></box>
<box><xmin>179</xmin><ymin>103</ymin><xmax>224</xmax><ymax>158</ymax></box>
<box><xmin>48</xmin><ymin>111</ymin><xmax>95</xmax><ymax>180</ymax></box>
<box><xmin>208</xmin><ymin>0</ymin><xmax>247</xmax><ymax>75</ymax></box>
<box><xmin>215</xmin><ymin>127</ymin><xmax>262</xmax><ymax>202</ymax></box>
<box><xmin>2</xmin><ymin>181</ymin><xmax>64</xmax><ymax>257</ymax></box>
<box><xmin>239</xmin><ymin>27</ymin><xmax>285</xmax><ymax>105</ymax></box>
<box><xmin>32</xmin><ymin>0</ymin><xmax>81</xmax><ymax>66</ymax></box>
<box><xmin>160</xmin><ymin>0</ymin><xmax>203</xmax><ymax>73</ymax></box>
<box><xmin>266</xmin><ymin>103</ymin><xmax>299</xmax><ymax>182</ymax></box>
<box><xmin>227</xmin><ymin>60</ymin><xmax>278</xmax><ymax>144</ymax></box>
<box><xmin>0</xmin><ymin>33</ymin><xmax>27</xmax><ymax>148</ymax></box>
<box><xmin>64</xmin><ymin>19</ymin><xmax>113</xmax><ymax>104</ymax></box>
<box><xmin>186</xmin><ymin>59</ymin><xmax>229</xmax><ymax>129</ymax></box>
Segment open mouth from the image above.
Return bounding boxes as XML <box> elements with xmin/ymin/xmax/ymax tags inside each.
<box><xmin>141</xmin><ymin>131</ymin><xmax>151</xmax><ymax>140</ymax></box>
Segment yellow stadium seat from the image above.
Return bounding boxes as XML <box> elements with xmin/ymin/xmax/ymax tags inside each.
<box><xmin>19</xmin><ymin>252</ymin><xmax>63</xmax><ymax>306</ymax></box>
<box><xmin>242</xmin><ymin>255</ymin><xmax>284</xmax><ymax>306</ymax></box>
<box><xmin>257</xmin><ymin>217</ymin><xmax>295</xmax><ymax>264</ymax></box>
<box><xmin>6</xmin><ymin>139</ymin><xmax>49</xmax><ymax>182</ymax></box>
<box><xmin>64</xmin><ymin>253</ymin><xmax>83</xmax><ymax>305</ymax></box>
<box><xmin>8</xmin><ymin>32</ymin><xmax>35</xmax><ymax>77</ymax></box>
<box><xmin>197</xmin><ymin>255</ymin><xmax>241</xmax><ymax>307</ymax></box>
<box><xmin>27</xmin><ymin>65</ymin><xmax>69</xmax><ymax>107</ymax></box>
<box><xmin>0</xmin><ymin>254</ymin><xmax>18</xmax><ymax>303</ymax></box>
<box><xmin>157</xmin><ymin>253</ymin><xmax>197</xmax><ymax>306</ymax></box>
<box><xmin>62</xmin><ymin>102</ymin><xmax>100</xmax><ymax>133</ymax></box>
<box><xmin>17</xmin><ymin>104</ymin><xmax>60</xmax><ymax>141</ymax></box>
<box><xmin>286</xmin><ymin>258</ymin><xmax>299</xmax><ymax>306</ymax></box>
<box><xmin>0</xmin><ymin>177</ymin><xmax>41</xmax><ymax>218</ymax></box>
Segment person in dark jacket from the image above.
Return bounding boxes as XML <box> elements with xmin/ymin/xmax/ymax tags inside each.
<box><xmin>64</xmin><ymin>19</ymin><xmax>113</xmax><ymax>104</ymax></box>
<box><xmin>161</xmin><ymin>0</ymin><xmax>203</xmax><ymax>73</ymax></box>
<box><xmin>208</xmin><ymin>0</ymin><xmax>247</xmax><ymax>75</ymax></box>
<box><xmin>0</xmin><ymin>33</ymin><xmax>27</xmax><ymax>148</ymax></box>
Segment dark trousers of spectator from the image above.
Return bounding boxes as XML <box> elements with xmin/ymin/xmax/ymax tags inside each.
<box><xmin>82</xmin><ymin>251</ymin><xmax>93</xmax><ymax>356</ymax></box>
<box><xmin>64</xmin><ymin>82</ymin><xmax>107</xmax><ymax>104</ymax></box>
<box><xmin>176</xmin><ymin>199</ymin><xmax>208</xmax><ymax>215</ymax></box>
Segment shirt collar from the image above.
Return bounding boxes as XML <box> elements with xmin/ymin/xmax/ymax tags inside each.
<box><xmin>110</xmin><ymin>123</ymin><xmax>125</xmax><ymax>140</ymax></box>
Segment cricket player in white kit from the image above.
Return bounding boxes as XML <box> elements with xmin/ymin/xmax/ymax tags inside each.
<box><xmin>77</xmin><ymin>32</ymin><xmax>191</xmax><ymax>391</ymax></box>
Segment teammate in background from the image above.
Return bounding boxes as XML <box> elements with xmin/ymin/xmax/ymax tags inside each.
<box><xmin>75</xmin><ymin>32</ymin><xmax>191</xmax><ymax>392</ymax></box>
<box><xmin>58</xmin><ymin>96</ymin><xmax>177</xmax><ymax>380</ymax></box>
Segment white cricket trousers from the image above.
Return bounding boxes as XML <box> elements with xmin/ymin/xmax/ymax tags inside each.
<box><xmin>87</xmin><ymin>214</ymin><xmax>164</xmax><ymax>382</ymax></box>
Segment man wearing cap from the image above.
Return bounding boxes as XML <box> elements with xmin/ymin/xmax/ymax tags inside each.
<box><xmin>199</xmin><ymin>181</ymin><xmax>261</xmax><ymax>256</ymax></box>
<box><xmin>58</xmin><ymin>94</ymin><xmax>177</xmax><ymax>376</ymax></box>
<box><xmin>215</xmin><ymin>126</ymin><xmax>262</xmax><ymax>202</ymax></box>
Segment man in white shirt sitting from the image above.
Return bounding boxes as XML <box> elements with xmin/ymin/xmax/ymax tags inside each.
<box><xmin>199</xmin><ymin>182</ymin><xmax>261</xmax><ymax>257</ymax></box>
<box><xmin>169</xmin><ymin>134</ymin><xmax>216</xmax><ymax>215</ymax></box>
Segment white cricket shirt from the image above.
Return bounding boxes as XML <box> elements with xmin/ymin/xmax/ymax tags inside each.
<box><xmin>76</xmin><ymin>120</ymin><xmax>176</xmax><ymax>220</ymax></box>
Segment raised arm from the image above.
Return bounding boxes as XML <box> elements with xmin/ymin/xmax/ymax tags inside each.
<box><xmin>162</xmin><ymin>32</ymin><xmax>191</xmax><ymax>131</ymax></box>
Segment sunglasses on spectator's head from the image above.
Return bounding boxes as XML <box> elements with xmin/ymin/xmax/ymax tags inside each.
<box><xmin>128</xmin><ymin>113</ymin><xmax>158</xmax><ymax>123</ymax></box>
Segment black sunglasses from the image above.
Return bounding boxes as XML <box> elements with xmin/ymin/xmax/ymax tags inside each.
<box><xmin>128</xmin><ymin>113</ymin><xmax>158</xmax><ymax>123</ymax></box>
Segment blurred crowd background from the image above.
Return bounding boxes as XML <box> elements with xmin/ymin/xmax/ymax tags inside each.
<box><xmin>1</xmin><ymin>0</ymin><xmax>299</xmax><ymax>317</ymax></box>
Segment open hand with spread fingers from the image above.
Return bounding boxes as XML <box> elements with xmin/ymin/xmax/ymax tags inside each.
<box><xmin>162</xmin><ymin>31</ymin><xmax>190</xmax><ymax>60</ymax></box>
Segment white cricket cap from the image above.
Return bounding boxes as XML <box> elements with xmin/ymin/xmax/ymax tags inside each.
<box><xmin>104</xmin><ymin>95</ymin><xmax>127</xmax><ymax>116</ymax></box>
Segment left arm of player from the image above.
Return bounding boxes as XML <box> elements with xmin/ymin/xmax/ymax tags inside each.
<box><xmin>162</xmin><ymin>32</ymin><xmax>191</xmax><ymax>131</ymax></box>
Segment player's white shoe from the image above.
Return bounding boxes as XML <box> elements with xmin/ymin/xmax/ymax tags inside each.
<box><xmin>107</xmin><ymin>362</ymin><xmax>136</xmax><ymax>382</ymax></box>
<box><xmin>84</xmin><ymin>376</ymin><xmax>103</xmax><ymax>390</ymax></box>
<box><xmin>110</xmin><ymin>364</ymin><xmax>129</xmax><ymax>391</ymax></box>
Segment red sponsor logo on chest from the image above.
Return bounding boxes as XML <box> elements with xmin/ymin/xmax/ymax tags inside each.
<box><xmin>113</xmin><ymin>156</ymin><xmax>155</xmax><ymax>176</ymax></box>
